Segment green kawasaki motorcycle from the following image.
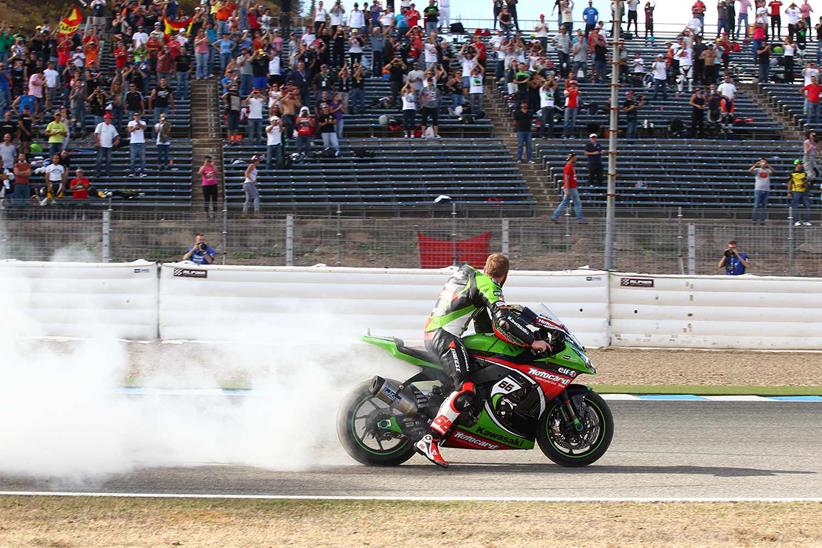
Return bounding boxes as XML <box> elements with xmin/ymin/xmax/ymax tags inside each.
<box><xmin>337</xmin><ymin>305</ymin><xmax>614</xmax><ymax>467</ymax></box>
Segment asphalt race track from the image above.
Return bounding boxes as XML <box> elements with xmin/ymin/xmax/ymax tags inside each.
<box><xmin>1</xmin><ymin>401</ymin><xmax>820</xmax><ymax>500</ymax></box>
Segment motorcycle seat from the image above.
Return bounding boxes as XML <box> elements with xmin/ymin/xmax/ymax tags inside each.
<box><xmin>394</xmin><ymin>338</ymin><xmax>440</xmax><ymax>365</ymax></box>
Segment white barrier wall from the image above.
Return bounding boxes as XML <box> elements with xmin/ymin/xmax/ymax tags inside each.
<box><xmin>158</xmin><ymin>263</ymin><xmax>611</xmax><ymax>347</ymax></box>
<box><xmin>0</xmin><ymin>260</ymin><xmax>158</xmax><ymax>340</ymax></box>
<box><xmin>610</xmin><ymin>274</ymin><xmax>822</xmax><ymax>349</ymax></box>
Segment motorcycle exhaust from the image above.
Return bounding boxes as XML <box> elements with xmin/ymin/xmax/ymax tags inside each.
<box><xmin>370</xmin><ymin>376</ymin><xmax>418</xmax><ymax>415</ymax></box>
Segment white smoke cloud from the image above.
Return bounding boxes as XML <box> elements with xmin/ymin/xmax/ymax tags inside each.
<box><xmin>0</xmin><ymin>260</ymin><xmax>412</xmax><ymax>483</ymax></box>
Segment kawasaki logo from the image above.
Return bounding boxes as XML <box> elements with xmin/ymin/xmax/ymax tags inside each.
<box><xmin>528</xmin><ymin>368</ymin><xmax>571</xmax><ymax>385</ymax></box>
<box><xmin>475</xmin><ymin>425</ymin><xmax>525</xmax><ymax>447</ymax></box>
<box><xmin>452</xmin><ymin>431</ymin><xmax>500</xmax><ymax>450</ymax></box>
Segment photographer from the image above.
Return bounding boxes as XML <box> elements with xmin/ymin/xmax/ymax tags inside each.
<box><xmin>183</xmin><ymin>233</ymin><xmax>216</xmax><ymax>265</ymax></box>
<box><xmin>717</xmin><ymin>240</ymin><xmax>751</xmax><ymax>275</ymax></box>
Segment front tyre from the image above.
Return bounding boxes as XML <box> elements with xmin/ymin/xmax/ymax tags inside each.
<box><xmin>336</xmin><ymin>381</ymin><xmax>416</xmax><ymax>466</ymax></box>
<box><xmin>536</xmin><ymin>390</ymin><xmax>614</xmax><ymax>467</ymax></box>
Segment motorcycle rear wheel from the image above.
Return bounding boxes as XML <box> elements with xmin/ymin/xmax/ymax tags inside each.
<box><xmin>536</xmin><ymin>390</ymin><xmax>613</xmax><ymax>467</ymax></box>
<box><xmin>337</xmin><ymin>381</ymin><xmax>416</xmax><ymax>466</ymax></box>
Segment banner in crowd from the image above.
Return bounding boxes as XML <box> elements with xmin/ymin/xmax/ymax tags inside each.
<box><xmin>57</xmin><ymin>5</ymin><xmax>83</xmax><ymax>35</ymax></box>
<box><xmin>163</xmin><ymin>16</ymin><xmax>193</xmax><ymax>35</ymax></box>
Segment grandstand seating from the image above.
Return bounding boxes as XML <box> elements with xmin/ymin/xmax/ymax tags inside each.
<box><xmin>535</xmin><ymin>138</ymin><xmax>817</xmax><ymax>209</ymax></box>
<box><xmin>222</xmin><ymin>138</ymin><xmax>535</xmax><ymax>211</ymax></box>
<box><xmin>760</xmin><ymin>82</ymin><xmax>822</xmax><ymax>131</ymax></box>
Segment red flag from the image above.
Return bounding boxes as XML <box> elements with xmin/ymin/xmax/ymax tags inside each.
<box><xmin>163</xmin><ymin>16</ymin><xmax>193</xmax><ymax>35</ymax></box>
<box><xmin>417</xmin><ymin>232</ymin><xmax>492</xmax><ymax>269</ymax></box>
<box><xmin>58</xmin><ymin>5</ymin><xmax>83</xmax><ymax>35</ymax></box>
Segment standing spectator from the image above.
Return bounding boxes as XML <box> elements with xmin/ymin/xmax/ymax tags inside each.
<box><xmin>127</xmin><ymin>112</ymin><xmax>147</xmax><ymax>177</ymax></box>
<box><xmin>563</xmin><ymin>79</ymin><xmax>579</xmax><ymax>139</ymax></box>
<box><xmin>717</xmin><ymin>1</ymin><xmax>731</xmax><ymax>37</ymax></box>
<box><xmin>223</xmin><ymin>85</ymin><xmax>242</xmax><ymax>143</ymax></box>
<box><xmin>738</xmin><ymin>0</ymin><xmax>752</xmax><ymax>39</ymax></box>
<box><xmin>783</xmin><ymin>36</ymin><xmax>796</xmax><ymax>82</ymax></box>
<box><xmin>124</xmin><ymin>82</ymin><xmax>145</xmax><ymax>119</ymax></box>
<box><xmin>295</xmin><ymin>106</ymin><xmax>315</xmax><ymax>155</ymax></box>
<box><xmin>718</xmin><ymin>241</ymin><xmax>751</xmax><ymax>274</ymax></box>
<box><xmin>750</xmin><ymin>158</ymin><xmax>773</xmax><ymax>224</ymax></box>
<box><xmin>43</xmin><ymin>153</ymin><xmax>66</xmax><ymax>201</ymax></box>
<box><xmin>675</xmin><ymin>37</ymin><xmax>694</xmax><ymax>93</ymax></box>
<box><xmin>216</xmin><ymin>33</ymin><xmax>235</xmax><ymax>73</ymax></box>
<box><xmin>788</xmin><ymin>160</ymin><xmax>812</xmax><ymax>225</ymax></box>
<box><xmin>622</xmin><ymin>90</ymin><xmax>643</xmax><ymax>142</ymax></box>
<box><xmin>804</xmin><ymin>130</ymin><xmax>819</xmax><ymax>180</ymax></box>
<box><xmin>0</xmin><ymin>133</ymin><xmax>15</xmax><ymax>174</ymax></box>
<box><xmin>43</xmin><ymin>62</ymin><xmax>59</xmax><ymax>112</ymax></box>
<box><xmin>583</xmin><ymin>1</ymin><xmax>599</xmax><ymax>37</ymax></box>
<box><xmin>318</xmin><ymin>104</ymin><xmax>340</xmax><ymax>153</ymax></box>
<box><xmin>689</xmin><ymin>87</ymin><xmax>707</xmax><ymax>137</ymax></box>
<box><xmin>401</xmin><ymin>83</ymin><xmax>417</xmax><ymax>138</ymax></box>
<box><xmin>645</xmin><ymin>0</ymin><xmax>655</xmax><ymax>39</ymax></box>
<box><xmin>44</xmin><ymin>111</ymin><xmax>68</xmax><ymax>156</ymax></box>
<box><xmin>651</xmin><ymin>54</ymin><xmax>668</xmax><ymax>100</ymax></box>
<box><xmin>801</xmin><ymin>0</ymin><xmax>814</xmax><ymax>36</ymax></box>
<box><xmin>242</xmin><ymin>155</ymin><xmax>261</xmax><ymax>218</ymax></box>
<box><xmin>802</xmin><ymin>75</ymin><xmax>821</xmax><ymax>125</ymax></box>
<box><xmin>535</xmin><ymin>14</ymin><xmax>550</xmax><ymax>50</ymax></box>
<box><xmin>17</xmin><ymin>105</ymin><xmax>33</xmax><ymax>154</ymax></box>
<box><xmin>769</xmin><ymin>0</ymin><xmax>784</xmax><ymax>38</ymax></box>
<box><xmin>183</xmin><ymin>233</ymin><xmax>216</xmax><ymax>264</ymax></box>
<box><xmin>419</xmin><ymin>81</ymin><xmax>441</xmax><ymax>138</ymax></box>
<box><xmin>692</xmin><ymin>0</ymin><xmax>707</xmax><ymax>29</ymax></box>
<box><xmin>194</xmin><ymin>30</ymin><xmax>211</xmax><ymax>80</ymax></box>
<box><xmin>94</xmin><ymin>113</ymin><xmax>119</xmax><ymax>175</ymax></box>
<box><xmin>423</xmin><ymin>0</ymin><xmax>439</xmax><ymax>34</ymax></box>
<box><xmin>154</xmin><ymin>113</ymin><xmax>173</xmax><ymax>171</ymax></box>
<box><xmin>468</xmin><ymin>64</ymin><xmax>485</xmax><ymax>114</ymax></box>
<box><xmin>245</xmin><ymin>88</ymin><xmax>265</xmax><ymax>144</ymax></box>
<box><xmin>514</xmin><ymin>101</ymin><xmax>534</xmax><ymax>163</ymax></box>
<box><xmin>350</xmin><ymin>64</ymin><xmax>366</xmax><ymax>114</ymax></box>
<box><xmin>149</xmin><ymin>77</ymin><xmax>174</xmax><ymax>124</ymax></box>
<box><xmin>12</xmin><ymin>152</ymin><xmax>30</xmax><ymax>207</ymax></box>
<box><xmin>198</xmin><ymin>156</ymin><xmax>219</xmax><ymax>217</ymax></box>
<box><xmin>175</xmin><ymin>48</ymin><xmax>192</xmax><ymax>100</ymax></box>
<box><xmin>265</xmin><ymin>116</ymin><xmax>284</xmax><ymax>169</ymax></box>
<box><xmin>571</xmin><ymin>30</ymin><xmax>588</xmax><ymax>81</ymax></box>
<box><xmin>757</xmin><ymin>41</ymin><xmax>771</xmax><ymax>83</ymax></box>
<box><xmin>551</xmin><ymin>152</ymin><xmax>585</xmax><ymax>222</ymax></box>
<box><xmin>627</xmin><ymin>0</ymin><xmax>640</xmax><ymax>35</ymax></box>
<box><xmin>584</xmin><ymin>133</ymin><xmax>603</xmax><ymax>186</ymax></box>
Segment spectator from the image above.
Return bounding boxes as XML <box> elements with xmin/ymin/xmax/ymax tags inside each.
<box><xmin>551</xmin><ymin>152</ymin><xmax>585</xmax><ymax>222</ymax></box>
<box><xmin>571</xmin><ymin>30</ymin><xmax>588</xmax><ymax>81</ymax></box>
<box><xmin>750</xmin><ymin>158</ymin><xmax>773</xmax><ymax>224</ymax></box>
<box><xmin>175</xmin><ymin>47</ymin><xmax>192</xmax><ymax>99</ymax></box>
<box><xmin>788</xmin><ymin>160</ymin><xmax>812</xmax><ymax>225</ymax></box>
<box><xmin>538</xmin><ymin>78</ymin><xmax>557</xmax><ymax>138</ymax></box>
<box><xmin>804</xmin><ymin>130</ymin><xmax>819</xmax><ymax>180</ymax></box>
<box><xmin>0</xmin><ymin>133</ymin><xmax>15</xmax><ymax>174</ymax></box>
<box><xmin>183</xmin><ymin>233</ymin><xmax>216</xmax><ymax>265</ymax></box>
<box><xmin>651</xmin><ymin>54</ymin><xmax>668</xmax><ymax>100</ymax></box>
<box><xmin>198</xmin><ymin>156</ymin><xmax>219</xmax><ymax>217</ymax></box>
<box><xmin>718</xmin><ymin>240</ymin><xmax>751</xmax><ymax>274</ymax></box>
<box><xmin>513</xmin><ymin>101</ymin><xmax>534</xmax><ymax>163</ymax></box>
<box><xmin>94</xmin><ymin>113</ymin><xmax>119</xmax><ymax>176</ymax></box>
<box><xmin>738</xmin><ymin>0</ymin><xmax>752</xmax><ymax>39</ymax></box>
<box><xmin>400</xmin><ymin>83</ymin><xmax>417</xmax><ymax>138</ymax></box>
<box><xmin>124</xmin><ymin>82</ymin><xmax>145</xmax><ymax>120</ymax></box>
<box><xmin>265</xmin><ymin>115</ymin><xmax>284</xmax><ymax>169</ymax></box>
<box><xmin>770</xmin><ymin>0</ymin><xmax>784</xmax><ymax>38</ymax></box>
<box><xmin>675</xmin><ymin>37</ymin><xmax>694</xmax><ymax>93</ymax></box>
<box><xmin>584</xmin><ymin>133</ymin><xmax>604</xmax><ymax>186</ymax></box>
<box><xmin>154</xmin><ymin>112</ymin><xmax>173</xmax><ymax>172</ymax></box>
<box><xmin>318</xmin><ymin>104</ymin><xmax>340</xmax><ymax>153</ymax></box>
<box><xmin>43</xmin><ymin>153</ymin><xmax>66</xmax><ymax>201</ymax></box>
<box><xmin>803</xmin><ymin>75</ymin><xmax>822</xmax><ymax>125</ymax></box>
<box><xmin>582</xmin><ymin>1</ymin><xmax>599</xmax><ymax>37</ymax></box>
<box><xmin>44</xmin><ymin>111</ymin><xmax>68</xmax><ymax>157</ymax></box>
<box><xmin>149</xmin><ymin>77</ymin><xmax>174</xmax><ymax>124</ymax></box>
<box><xmin>127</xmin><ymin>112</ymin><xmax>147</xmax><ymax>177</ymax></box>
<box><xmin>419</xmin><ymin>79</ymin><xmax>441</xmax><ymax>138</ymax></box>
<box><xmin>0</xmin><ymin>157</ymin><xmax>10</xmax><ymax>208</ymax></box>
<box><xmin>690</xmin><ymin>88</ymin><xmax>707</xmax><ymax>137</ymax></box>
<box><xmin>423</xmin><ymin>0</ymin><xmax>439</xmax><ymax>34</ymax></box>
<box><xmin>295</xmin><ymin>106</ymin><xmax>315</xmax><ymax>155</ymax></box>
<box><xmin>242</xmin><ymin>155</ymin><xmax>261</xmax><ymax>218</ymax></box>
<box><xmin>468</xmin><ymin>64</ymin><xmax>485</xmax><ymax>114</ymax></box>
<box><xmin>223</xmin><ymin>85</ymin><xmax>242</xmax><ymax>143</ymax></box>
<box><xmin>757</xmin><ymin>41</ymin><xmax>771</xmax><ymax>83</ymax></box>
<box><xmin>330</xmin><ymin>92</ymin><xmax>345</xmax><ymax>142</ymax></box>
<box><xmin>627</xmin><ymin>0</ymin><xmax>640</xmax><ymax>35</ymax></box>
<box><xmin>245</xmin><ymin>88</ymin><xmax>265</xmax><ymax>145</ymax></box>
<box><xmin>563</xmin><ymin>79</ymin><xmax>579</xmax><ymax>139</ymax></box>
<box><xmin>10</xmin><ymin>152</ymin><xmax>29</xmax><ymax>207</ymax></box>
<box><xmin>194</xmin><ymin>30</ymin><xmax>211</xmax><ymax>80</ymax></box>
<box><xmin>645</xmin><ymin>0</ymin><xmax>656</xmax><ymax>39</ymax></box>
<box><xmin>622</xmin><ymin>90</ymin><xmax>643</xmax><ymax>142</ymax></box>
<box><xmin>68</xmin><ymin>167</ymin><xmax>91</xmax><ymax>204</ymax></box>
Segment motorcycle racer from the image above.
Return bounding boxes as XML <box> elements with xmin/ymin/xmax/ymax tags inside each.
<box><xmin>416</xmin><ymin>253</ymin><xmax>550</xmax><ymax>467</ymax></box>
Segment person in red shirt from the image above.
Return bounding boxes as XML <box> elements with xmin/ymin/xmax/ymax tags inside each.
<box><xmin>769</xmin><ymin>0</ymin><xmax>784</xmax><ymax>38</ymax></box>
<box><xmin>550</xmin><ymin>152</ymin><xmax>585</xmax><ymax>222</ymax></box>
<box><xmin>69</xmin><ymin>168</ymin><xmax>91</xmax><ymax>201</ymax></box>
<box><xmin>405</xmin><ymin>4</ymin><xmax>421</xmax><ymax>27</ymax></box>
<box><xmin>692</xmin><ymin>0</ymin><xmax>707</xmax><ymax>27</ymax></box>
<box><xmin>57</xmin><ymin>37</ymin><xmax>72</xmax><ymax>73</ymax></box>
<box><xmin>802</xmin><ymin>75</ymin><xmax>822</xmax><ymax>124</ymax></box>
<box><xmin>114</xmin><ymin>40</ymin><xmax>129</xmax><ymax>70</ymax></box>
<box><xmin>563</xmin><ymin>79</ymin><xmax>579</xmax><ymax>138</ymax></box>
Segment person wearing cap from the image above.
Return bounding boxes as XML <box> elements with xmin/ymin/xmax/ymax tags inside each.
<box><xmin>788</xmin><ymin>160</ymin><xmax>812</xmax><ymax>226</ymax></box>
<box><xmin>551</xmin><ymin>152</ymin><xmax>585</xmax><ymax>223</ymax></box>
<box><xmin>242</xmin><ymin>155</ymin><xmax>261</xmax><ymax>218</ymax></box>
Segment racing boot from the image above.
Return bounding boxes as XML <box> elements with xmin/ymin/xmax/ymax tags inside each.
<box><xmin>415</xmin><ymin>434</ymin><xmax>448</xmax><ymax>468</ymax></box>
<box><xmin>430</xmin><ymin>382</ymin><xmax>475</xmax><ymax>437</ymax></box>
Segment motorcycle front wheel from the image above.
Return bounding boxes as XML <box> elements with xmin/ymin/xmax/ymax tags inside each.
<box><xmin>336</xmin><ymin>381</ymin><xmax>416</xmax><ymax>466</ymax></box>
<box><xmin>536</xmin><ymin>390</ymin><xmax>614</xmax><ymax>467</ymax></box>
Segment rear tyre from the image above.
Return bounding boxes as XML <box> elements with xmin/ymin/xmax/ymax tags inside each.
<box><xmin>336</xmin><ymin>381</ymin><xmax>416</xmax><ymax>466</ymax></box>
<box><xmin>536</xmin><ymin>390</ymin><xmax>613</xmax><ymax>467</ymax></box>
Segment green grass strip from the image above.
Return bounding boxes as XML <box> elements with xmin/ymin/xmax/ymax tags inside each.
<box><xmin>591</xmin><ymin>384</ymin><xmax>822</xmax><ymax>396</ymax></box>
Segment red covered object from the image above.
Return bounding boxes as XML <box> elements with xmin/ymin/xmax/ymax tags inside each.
<box><xmin>417</xmin><ymin>232</ymin><xmax>492</xmax><ymax>269</ymax></box>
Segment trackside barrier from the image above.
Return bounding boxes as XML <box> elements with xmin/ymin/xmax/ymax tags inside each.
<box><xmin>610</xmin><ymin>273</ymin><xmax>822</xmax><ymax>350</ymax></box>
<box><xmin>6</xmin><ymin>261</ymin><xmax>822</xmax><ymax>350</ymax></box>
<box><xmin>157</xmin><ymin>264</ymin><xmax>611</xmax><ymax>346</ymax></box>
<box><xmin>0</xmin><ymin>260</ymin><xmax>158</xmax><ymax>340</ymax></box>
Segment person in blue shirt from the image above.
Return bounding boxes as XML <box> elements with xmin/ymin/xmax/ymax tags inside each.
<box><xmin>183</xmin><ymin>232</ymin><xmax>216</xmax><ymax>265</ymax></box>
<box><xmin>583</xmin><ymin>0</ymin><xmax>599</xmax><ymax>37</ymax></box>
<box><xmin>215</xmin><ymin>33</ymin><xmax>236</xmax><ymax>73</ymax></box>
<box><xmin>718</xmin><ymin>240</ymin><xmax>750</xmax><ymax>275</ymax></box>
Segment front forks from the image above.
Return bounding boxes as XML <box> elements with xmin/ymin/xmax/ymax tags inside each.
<box><xmin>559</xmin><ymin>390</ymin><xmax>585</xmax><ymax>432</ymax></box>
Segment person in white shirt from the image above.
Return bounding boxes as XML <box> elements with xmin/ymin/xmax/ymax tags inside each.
<box><xmin>244</xmin><ymin>89</ymin><xmax>265</xmax><ymax>144</ymax></box>
<box><xmin>94</xmin><ymin>113</ymin><xmax>120</xmax><ymax>175</ymax></box>
<box><xmin>329</xmin><ymin>1</ymin><xmax>346</xmax><ymax>29</ymax></box>
<box><xmin>439</xmin><ymin>0</ymin><xmax>451</xmax><ymax>30</ymax></box>
<box><xmin>132</xmin><ymin>26</ymin><xmax>149</xmax><ymax>49</ymax></box>
<box><xmin>127</xmin><ymin>112</ymin><xmax>147</xmax><ymax>177</ymax></box>
<box><xmin>43</xmin><ymin>154</ymin><xmax>66</xmax><ymax>199</ymax></box>
<box><xmin>675</xmin><ymin>41</ymin><xmax>694</xmax><ymax>93</ymax></box>
<box><xmin>467</xmin><ymin>64</ymin><xmax>485</xmax><ymax>113</ymax></box>
<box><xmin>717</xmin><ymin>75</ymin><xmax>737</xmax><ymax>110</ymax></box>
<box><xmin>265</xmin><ymin>115</ymin><xmax>284</xmax><ymax>169</ymax></box>
<box><xmin>538</xmin><ymin>79</ymin><xmax>557</xmax><ymax>137</ymax></box>
<box><xmin>786</xmin><ymin>2</ymin><xmax>802</xmax><ymax>40</ymax></box>
<box><xmin>534</xmin><ymin>14</ymin><xmax>549</xmax><ymax>51</ymax></box>
<box><xmin>424</xmin><ymin>38</ymin><xmax>439</xmax><ymax>69</ymax></box>
<box><xmin>803</xmin><ymin>62</ymin><xmax>820</xmax><ymax>113</ymax></box>
<box><xmin>348</xmin><ymin>3</ymin><xmax>365</xmax><ymax>31</ymax></box>
<box><xmin>651</xmin><ymin>53</ymin><xmax>668</xmax><ymax>100</ymax></box>
<box><xmin>313</xmin><ymin>0</ymin><xmax>329</xmax><ymax>33</ymax></box>
<box><xmin>43</xmin><ymin>62</ymin><xmax>59</xmax><ymax>111</ymax></box>
<box><xmin>459</xmin><ymin>45</ymin><xmax>478</xmax><ymax>89</ymax></box>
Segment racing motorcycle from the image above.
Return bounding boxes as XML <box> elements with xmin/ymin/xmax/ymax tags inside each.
<box><xmin>337</xmin><ymin>305</ymin><xmax>613</xmax><ymax>467</ymax></box>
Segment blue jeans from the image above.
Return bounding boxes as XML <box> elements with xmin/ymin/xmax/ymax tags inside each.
<box><xmin>247</xmin><ymin>118</ymin><xmax>263</xmax><ymax>143</ymax></box>
<box><xmin>296</xmin><ymin>135</ymin><xmax>312</xmax><ymax>155</ymax></box>
<box><xmin>266</xmin><ymin>144</ymin><xmax>283</xmax><ymax>169</ymax></box>
<box><xmin>49</xmin><ymin>142</ymin><xmax>63</xmax><ymax>157</ymax></box>
<box><xmin>791</xmin><ymin>191</ymin><xmax>811</xmax><ymax>222</ymax></box>
<box><xmin>95</xmin><ymin>146</ymin><xmax>112</xmax><ymax>174</ymax></box>
<box><xmin>196</xmin><ymin>53</ymin><xmax>209</xmax><ymax>79</ymax></box>
<box><xmin>737</xmin><ymin>13</ymin><xmax>749</xmax><ymax>38</ymax></box>
<box><xmin>551</xmin><ymin>188</ymin><xmax>584</xmax><ymax>221</ymax></box>
<box><xmin>176</xmin><ymin>71</ymin><xmax>189</xmax><ymax>98</ymax></box>
<box><xmin>130</xmin><ymin>142</ymin><xmax>145</xmax><ymax>173</ymax></box>
<box><xmin>563</xmin><ymin>107</ymin><xmax>578</xmax><ymax>138</ymax></box>
<box><xmin>653</xmin><ymin>78</ymin><xmax>667</xmax><ymax>100</ymax></box>
<box><xmin>153</xmin><ymin>106</ymin><xmax>168</xmax><ymax>125</ymax></box>
<box><xmin>351</xmin><ymin>88</ymin><xmax>365</xmax><ymax>113</ymax></box>
<box><xmin>157</xmin><ymin>143</ymin><xmax>170</xmax><ymax>168</ymax></box>
<box><xmin>240</xmin><ymin>73</ymin><xmax>253</xmax><ymax>97</ymax></box>
<box><xmin>752</xmin><ymin>190</ymin><xmax>769</xmax><ymax>223</ymax></box>
<box><xmin>626</xmin><ymin>118</ymin><xmax>638</xmax><ymax>141</ymax></box>
<box><xmin>539</xmin><ymin>107</ymin><xmax>555</xmax><ymax>137</ymax></box>
<box><xmin>516</xmin><ymin>131</ymin><xmax>532</xmax><ymax>161</ymax></box>
<box><xmin>220</xmin><ymin>52</ymin><xmax>232</xmax><ymax>72</ymax></box>
<box><xmin>808</xmin><ymin>102</ymin><xmax>820</xmax><ymax>125</ymax></box>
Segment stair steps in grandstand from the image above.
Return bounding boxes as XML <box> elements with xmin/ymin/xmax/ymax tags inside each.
<box><xmin>221</xmin><ymin>138</ymin><xmax>535</xmax><ymax>213</ymax></box>
<box><xmin>759</xmin><ymin>82</ymin><xmax>822</xmax><ymax>133</ymax></box>
<box><xmin>535</xmin><ymin>138</ymin><xmax>817</xmax><ymax>209</ymax></box>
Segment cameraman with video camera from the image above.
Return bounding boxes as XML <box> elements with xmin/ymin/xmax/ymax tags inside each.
<box><xmin>183</xmin><ymin>232</ymin><xmax>216</xmax><ymax>265</ymax></box>
<box><xmin>717</xmin><ymin>240</ymin><xmax>751</xmax><ymax>275</ymax></box>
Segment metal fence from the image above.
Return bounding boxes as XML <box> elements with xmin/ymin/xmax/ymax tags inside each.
<box><xmin>1</xmin><ymin>208</ymin><xmax>821</xmax><ymax>276</ymax></box>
